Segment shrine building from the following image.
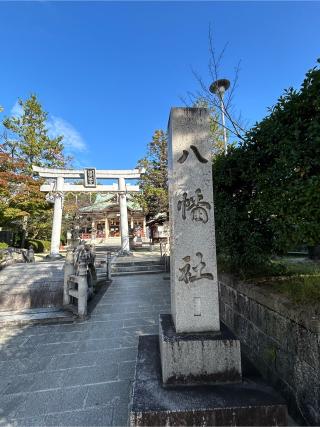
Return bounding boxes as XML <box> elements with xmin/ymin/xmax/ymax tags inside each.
<box><xmin>79</xmin><ymin>193</ymin><xmax>147</xmax><ymax>240</ymax></box>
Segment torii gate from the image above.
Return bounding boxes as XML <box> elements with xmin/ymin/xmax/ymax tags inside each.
<box><xmin>33</xmin><ymin>166</ymin><xmax>144</xmax><ymax>257</ymax></box>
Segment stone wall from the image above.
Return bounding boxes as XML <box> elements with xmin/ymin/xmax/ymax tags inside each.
<box><xmin>0</xmin><ymin>262</ymin><xmax>64</xmax><ymax>311</ymax></box>
<box><xmin>219</xmin><ymin>274</ymin><xmax>320</xmax><ymax>426</ymax></box>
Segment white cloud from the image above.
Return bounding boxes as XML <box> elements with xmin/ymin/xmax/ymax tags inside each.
<box><xmin>47</xmin><ymin>116</ymin><xmax>87</xmax><ymax>153</ymax></box>
<box><xmin>10</xmin><ymin>101</ymin><xmax>23</xmax><ymax>118</ymax></box>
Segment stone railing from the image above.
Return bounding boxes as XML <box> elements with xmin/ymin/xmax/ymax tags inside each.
<box><xmin>160</xmin><ymin>241</ymin><xmax>170</xmax><ymax>273</ymax></box>
<box><xmin>63</xmin><ymin>243</ymin><xmax>97</xmax><ymax>318</ymax></box>
<box><xmin>106</xmin><ymin>251</ymin><xmax>112</xmax><ymax>281</ymax></box>
<box><xmin>95</xmin><ymin>251</ymin><xmax>113</xmax><ymax>282</ymax></box>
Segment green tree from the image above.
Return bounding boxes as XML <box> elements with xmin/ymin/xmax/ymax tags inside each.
<box><xmin>137</xmin><ymin>116</ymin><xmax>227</xmax><ymax>219</ymax></box>
<box><xmin>0</xmin><ymin>94</ymin><xmax>68</xmax><ymax>245</ymax></box>
<box><xmin>136</xmin><ymin>130</ymin><xmax>168</xmax><ymax>218</ymax></box>
<box><xmin>2</xmin><ymin>94</ymin><xmax>66</xmax><ymax>174</ymax></box>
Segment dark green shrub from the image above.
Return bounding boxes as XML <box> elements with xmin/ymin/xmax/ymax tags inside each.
<box><xmin>26</xmin><ymin>240</ymin><xmax>41</xmax><ymax>252</ymax></box>
<box><xmin>213</xmin><ymin>60</ymin><xmax>320</xmax><ymax>273</ymax></box>
<box><xmin>25</xmin><ymin>239</ymin><xmax>50</xmax><ymax>253</ymax></box>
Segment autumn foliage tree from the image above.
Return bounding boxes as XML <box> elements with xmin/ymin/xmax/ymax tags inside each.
<box><xmin>0</xmin><ymin>94</ymin><xmax>68</xmax><ymax>245</ymax></box>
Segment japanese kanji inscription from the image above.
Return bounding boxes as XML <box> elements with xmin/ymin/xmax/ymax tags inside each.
<box><xmin>177</xmin><ymin>189</ymin><xmax>211</xmax><ymax>223</ymax></box>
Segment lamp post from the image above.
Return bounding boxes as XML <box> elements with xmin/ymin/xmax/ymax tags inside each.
<box><xmin>209</xmin><ymin>79</ymin><xmax>230</xmax><ymax>155</ymax></box>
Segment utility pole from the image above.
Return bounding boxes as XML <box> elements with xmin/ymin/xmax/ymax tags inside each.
<box><xmin>210</xmin><ymin>79</ymin><xmax>230</xmax><ymax>155</ymax></box>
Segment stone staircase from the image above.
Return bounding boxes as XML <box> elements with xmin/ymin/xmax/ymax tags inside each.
<box><xmin>111</xmin><ymin>258</ymin><xmax>166</xmax><ymax>276</ymax></box>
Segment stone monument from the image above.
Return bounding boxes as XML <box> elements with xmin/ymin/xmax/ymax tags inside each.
<box><xmin>130</xmin><ymin>108</ymin><xmax>288</xmax><ymax>426</ymax></box>
<box><xmin>160</xmin><ymin>108</ymin><xmax>241</xmax><ymax>385</ymax></box>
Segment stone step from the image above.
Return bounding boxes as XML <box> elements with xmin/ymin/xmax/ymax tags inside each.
<box><xmin>113</xmin><ymin>260</ymin><xmax>164</xmax><ymax>267</ymax></box>
<box><xmin>0</xmin><ymin>307</ymin><xmax>75</xmax><ymax>326</ymax></box>
<box><xmin>112</xmin><ymin>269</ymin><xmax>165</xmax><ymax>277</ymax></box>
<box><xmin>112</xmin><ymin>264</ymin><xmax>164</xmax><ymax>273</ymax></box>
<box><xmin>96</xmin><ymin>272</ymin><xmax>107</xmax><ymax>277</ymax></box>
<box><xmin>96</xmin><ymin>276</ymin><xmax>107</xmax><ymax>281</ymax></box>
<box><xmin>63</xmin><ymin>303</ymin><xmax>79</xmax><ymax>316</ymax></box>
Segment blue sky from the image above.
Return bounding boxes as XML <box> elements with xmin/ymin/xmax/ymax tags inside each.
<box><xmin>0</xmin><ymin>1</ymin><xmax>319</xmax><ymax>170</ymax></box>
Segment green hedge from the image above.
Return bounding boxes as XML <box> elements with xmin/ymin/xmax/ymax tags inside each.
<box><xmin>213</xmin><ymin>60</ymin><xmax>320</xmax><ymax>273</ymax></box>
<box><xmin>0</xmin><ymin>242</ymin><xmax>8</xmax><ymax>261</ymax></box>
<box><xmin>0</xmin><ymin>242</ymin><xmax>8</xmax><ymax>250</ymax></box>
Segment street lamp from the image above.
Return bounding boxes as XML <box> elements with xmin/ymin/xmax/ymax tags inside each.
<box><xmin>209</xmin><ymin>79</ymin><xmax>230</xmax><ymax>155</ymax></box>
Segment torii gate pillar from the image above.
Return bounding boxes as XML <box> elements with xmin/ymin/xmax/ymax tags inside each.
<box><xmin>119</xmin><ymin>177</ymin><xmax>130</xmax><ymax>255</ymax></box>
<box><xmin>50</xmin><ymin>176</ymin><xmax>64</xmax><ymax>257</ymax></box>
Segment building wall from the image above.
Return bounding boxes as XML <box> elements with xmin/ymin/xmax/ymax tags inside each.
<box><xmin>81</xmin><ymin>212</ymin><xmax>146</xmax><ymax>239</ymax></box>
<box><xmin>219</xmin><ymin>274</ymin><xmax>320</xmax><ymax>426</ymax></box>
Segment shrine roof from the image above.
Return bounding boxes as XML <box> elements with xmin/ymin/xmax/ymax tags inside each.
<box><xmin>80</xmin><ymin>193</ymin><xmax>142</xmax><ymax>213</ymax></box>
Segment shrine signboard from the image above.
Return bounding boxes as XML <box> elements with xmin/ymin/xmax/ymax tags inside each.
<box><xmin>84</xmin><ymin>168</ymin><xmax>97</xmax><ymax>188</ymax></box>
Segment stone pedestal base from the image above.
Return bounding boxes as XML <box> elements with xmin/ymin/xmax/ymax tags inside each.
<box><xmin>130</xmin><ymin>335</ymin><xmax>288</xmax><ymax>426</ymax></box>
<box><xmin>46</xmin><ymin>253</ymin><xmax>63</xmax><ymax>260</ymax></box>
<box><xmin>159</xmin><ymin>314</ymin><xmax>242</xmax><ymax>385</ymax></box>
<box><xmin>118</xmin><ymin>250</ymin><xmax>132</xmax><ymax>257</ymax></box>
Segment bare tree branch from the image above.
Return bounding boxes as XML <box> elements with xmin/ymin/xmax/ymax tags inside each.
<box><xmin>181</xmin><ymin>25</ymin><xmax>247</xmax><ymax>144</ymax></box>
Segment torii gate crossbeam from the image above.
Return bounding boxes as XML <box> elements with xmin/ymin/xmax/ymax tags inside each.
<box><xmin>33</xmin><ymin>166</ymin><xmax>144</xmax><ymax>257</ymax></box>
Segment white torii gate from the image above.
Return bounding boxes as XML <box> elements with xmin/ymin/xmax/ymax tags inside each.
<box><xmin>33</xmin><ymin>166</ymin><xmax>144</xmax><ymax>257</ymax></box>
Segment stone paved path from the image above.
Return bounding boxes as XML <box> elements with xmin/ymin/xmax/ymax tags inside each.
<box><xmin>0</xmin><ymin>273</ymin><xmax>170</xmax><ymax>426</ymax></box>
